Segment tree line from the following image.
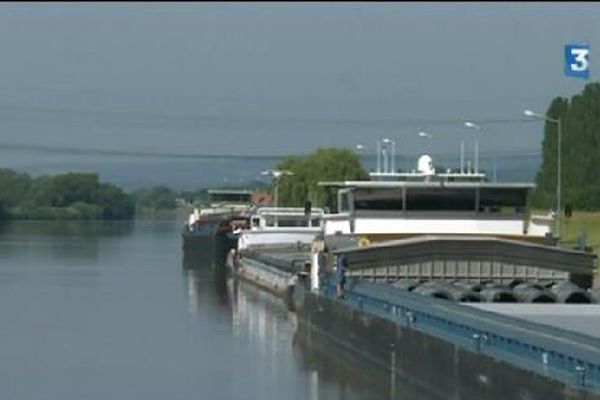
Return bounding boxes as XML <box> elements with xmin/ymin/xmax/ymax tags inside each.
<box><xmin>0</xmin><ymin>170</ymin><xmax>134</xmax><ymax>220</ymax></box>
<box><xmin>0</xmin><ymin>168</ymin><xmax>273</xmax><ymax>221</ymax></box>
<box><xmin>275</xmin><ymin>147</ymin><xmax>368</xmax><ymax>209</ymax></box>
<box><xmin>533</xmin><ymin>82</ymin><xmax>600</xmax><ymax>211</ymax></box>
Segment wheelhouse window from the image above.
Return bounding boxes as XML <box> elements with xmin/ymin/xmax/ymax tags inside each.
<box><xmin>338</xmin><ymin>191</ymin><xmax>350</xmax><ymax>213</ymax></box>
<box><xmin>355</xmin><ymin>198</ymin><xmax>404</xmax><ymax>211</ymax></box>
<box><xmin>344</xmin><ymin>186</ymin><xmax>531</xmax><ymax>214</ymax></box>
<box><xmin>479</xmin><ymin>188</ymin><xmax>528</xmax><ymax>213</ymax></box>
<box><xmin>353</xmin><ymin>188</ymin><xmax>404</xmax><ymax>211</ymax></box>
<box><xmin>209</xmin><ymin>192</ymin><xmax>252</xmax><ymax>203</ymax></box>
<box><xmin>263</xmin><ymin>216</ymin><xmax>311</xmax><ymax>227</ymax></box>
<box><xmin>406</xmin><ymin>188</ymin><xmax>475</xmax><ymax>211</ymax></box>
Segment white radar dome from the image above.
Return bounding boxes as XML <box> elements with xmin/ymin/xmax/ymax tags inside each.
<box><xmin>417</xmin><ymin>154</ymin><xmax>436</xmax><ymax>176</ymax></box>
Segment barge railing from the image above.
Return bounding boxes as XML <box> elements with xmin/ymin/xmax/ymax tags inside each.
<box><xmin>320</xmin><ymin>276</ymin><xmax>600</xmax><ymax>393</ymax></box>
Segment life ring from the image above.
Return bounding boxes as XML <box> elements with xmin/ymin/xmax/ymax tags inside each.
<box><xmin>357</xmin><ymin>236</ymin><xmax>371</xmax><ymax>247</ymax></box>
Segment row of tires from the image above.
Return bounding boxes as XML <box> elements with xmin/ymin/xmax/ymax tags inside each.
<box><xmin>389</xmin><ymin>279</ymin><xmax>599</xmax><ymax>303</ymax></box>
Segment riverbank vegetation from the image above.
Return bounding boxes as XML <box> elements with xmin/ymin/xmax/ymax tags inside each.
<box><xmin>0</xmin><ymin>170</ymin><xmax>134</xmax><ymax>220</ymax></box>
<box><xmin>0</xmin><ymin>168</ymin><xmax>271</xmax><ymax>221</ymax></box>
<box><xmin>532</xmin><ymin>82</ymin><xmax>600</xmax><ymax>211</ymax></box>
<box><xmin>561</xmin><ymin>212</ymin><xmax>600</xmax><ymax>253</ymax></box>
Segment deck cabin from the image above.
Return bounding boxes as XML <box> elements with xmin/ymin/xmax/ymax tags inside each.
<box><xmin>238</xmin><ymin>207</ymin><xmax>325</xmax><ymax>251</ymax></box>
<box><xmin>317</xmin><ymin>180</ymin><xmax>554</xmax><ymax>244</ymax></box>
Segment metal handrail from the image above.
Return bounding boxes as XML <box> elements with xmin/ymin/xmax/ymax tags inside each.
<box><xmin>320</xmin><ymin>276</ymin><xmax>600</xmax><ymax>393</ymax></box>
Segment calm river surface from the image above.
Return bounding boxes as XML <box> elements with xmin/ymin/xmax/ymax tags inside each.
<box><xmin>0</xmin><ymin>220</ymin><xmax>436</xmax><ymax>400</ymax></box>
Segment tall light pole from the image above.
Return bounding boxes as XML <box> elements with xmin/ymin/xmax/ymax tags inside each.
<box><xmin>524</xmin><ymin>109</ymin><xmax>562</xmax><ymax>238</ymax></box>
<box><xmin>261</xmin><ymin>169</ymin><xmax>294</xmax><ymax>207</ymax></box>
<box><xmin>417</xmin><ymin>131</ymin><xmax>433</xmax><ymax>156</ymax></box>
<box><xmin>464</xmin><ymin>121</ymin><xmax>482</xmax><ymax>175</ymax></box>
<box><xmin>376</xmin><ymin>140</ymin><xmax>381</xmax><ymax>173</ymax></box>
<box><xmin>464</xmin><ymin>121</ymin><xmax>498</xmax><ymax>180</ymax></box>
<box><xmin>382</xmin><ymin>138</ymin><xmax>393</xmax><ymax>173</ymax></box>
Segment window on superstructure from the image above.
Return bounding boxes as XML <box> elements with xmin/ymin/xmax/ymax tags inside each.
<box><xmin>354</xmin><ymin>198</ymin><xmax>404</xmax><ymax>211</ymax></box>
<box><xmin>339</xmin><ymin>192</ymin><xmax>349</xmax><ymax>213</ymax></box>
<box><xmin>276</xmin><ymin>218</ymin><xmax>310</xmax><ymax>227</ymax></box>
<box><xmin>479</xmin><ymin>188</ymin><xmax>528</xmax><ymax>214</ymax></box>
<box><xmin>353</xmin><ymin>189</ymin><xmax>404</xmax><ymax>211</ymax></box>
<box><xmin>405</xmin><ymin>188</ymin><xmax>475</xmax><ymax>211</ymax></box>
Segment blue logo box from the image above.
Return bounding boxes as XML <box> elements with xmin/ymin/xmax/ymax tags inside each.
<box><xmin>565</xmin><ymin>42</ymin><xmax>590</xmax><ymax>79</ymax></box>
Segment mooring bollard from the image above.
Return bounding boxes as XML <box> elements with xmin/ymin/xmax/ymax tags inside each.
<box><xmin>575</xmin><ymin>365</ymin><xmax>587</xmax><ymax>388</ymax></box>
<box><xmin>310</xmin><ymin>239</ymin><xmax>324</xmax><ymax>293</ymax></box>
<box><xmin>471</xmin><ymin>333</ymin><xmax>488</xmax><ymax>352</ymax></box>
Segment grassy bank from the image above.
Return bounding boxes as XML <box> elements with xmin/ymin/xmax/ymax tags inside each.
<box><xmin>560</xmin><ymin>212</ymin><xmax>600</xmax><ymax>254</ymax></box>
<box><xmin>559</xmin><ymin>212</ymin><xmax>600</xmax><ymax>287</ymax></box>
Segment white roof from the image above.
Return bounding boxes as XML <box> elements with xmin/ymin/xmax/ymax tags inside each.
<box><xmin>255</xmin><ymin>207</ymin><xmax>325</xmax><ymax>217</ymax></box>
<box><xmin>318</xmin><ymin>181</ymin><xmax>535</xmax><ymax>189</ymax></box>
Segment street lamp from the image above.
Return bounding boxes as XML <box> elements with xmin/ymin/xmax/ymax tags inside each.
<box><xmin>382</xmin><ymin>138</ymin><xmax>394</xmax><ymax>173</ymax></box>
<box><xmin>377</xmin><ymin>138</ymin><xmax>395</xmax><ymax>174</ymax></box>
<box><xmin>261</xmin><ymin>169</ymin><xmax>294</xmax><ymax>207</ymax></box>
<box><xmin>464</xmin><ymin>121</ymin><xmax>482</xmax><ymax>174</ymax></box>
<box><xmin>417</xmin><ymin>131</ymin><xmax>433</xmax><ymax>157</ymax></box>
<box><xmin>524</xmin><ymin>109</ymin><xmax>562</xmax><ymax>238</ymax></box>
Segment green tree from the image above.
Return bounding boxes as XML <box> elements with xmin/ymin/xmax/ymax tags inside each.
<box><xmin>93</xmin><ymin>183</ymin><xmax>135</xmax><ymax>220</ymax></box>
<box><xmin>133</xmin><ymin>186</ymin><xmax>177</xmax><ymax>210</ymax></box>
<box><xmin>275</xmin><ymin>147</ymin><xmax>368</xmax><ymax>209</ymax></box>
<box><xmin>29</xmin><ymin>173</ymin><xmax>99</xmax><ymax>207</ymax></box>
<box><xmin>533</xmin><ymin>82</ymin><xmax>600</xmax><ymax>211</ymax></box>
<box><xmin>1</xmin><ymin>169</ymin><xmax>135</xmax><ymax>221</ymax></box>
<box><xmin>0</xmin><ymin>169</ymin><xmax>32</xmax><ymax>207</ymax></box>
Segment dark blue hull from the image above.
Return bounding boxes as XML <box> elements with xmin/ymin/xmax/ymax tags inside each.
<box><xmin>182</xmin><ymin>223</ymin><xmax>237</xmax><ymax>270</ymax></box>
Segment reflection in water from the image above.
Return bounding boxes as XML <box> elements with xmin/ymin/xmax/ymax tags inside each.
<box><xmin>181</xmin><ymin>248</ymin><xmax>580</xmax><ymax>400</ymax></box>
<box><xmin>0</xmin><ymin>220</ymin><xmax>136</xmax><ymax>288</ymax></box>
<box><xmin>184</xmin><ymin>265</ymin><xmax>230</xmax><ymax>318</ymax></box>
<box><xmin>0</xmin><ymin>220</ymin><xmax>134</xmax><ymax>262</ymax></box>
<box><xmin>181</xmin><ymin>252</ymin><xmax>443</xmax><ymax>400</ymax></box>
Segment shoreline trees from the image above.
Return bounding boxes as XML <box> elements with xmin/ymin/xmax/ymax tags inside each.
<box><xmin>532</xmin><ymin>82</ymin><xmax>600</xmax><ymax>211</ymax></box>
<box><xmin>275</xmin><ymin>147</ymin><xmax>368</xmax><ymax>209</ymax></box>
<box><xmin>0</xmin><ymin>170</ymin><xmax>134</xmax><ymax>220</ymax></box>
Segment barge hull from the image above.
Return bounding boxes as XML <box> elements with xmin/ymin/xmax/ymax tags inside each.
<box><xmin>294</xmin><ymin>285</ymin><xmax>599</xmax><ymax>400</ymax></box>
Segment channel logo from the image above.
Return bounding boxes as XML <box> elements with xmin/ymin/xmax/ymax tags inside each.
<box><xmin>565</xmin><ymin>42</ymin><xmax>590</xmax><ymax>79</ymax></box>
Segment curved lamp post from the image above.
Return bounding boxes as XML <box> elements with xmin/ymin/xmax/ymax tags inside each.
<box><xmin>464</xmin><ymin>121</ymin><xmax>482</xmax><ymax>174</ymax></box>
<box><xmin>524</xmin><ymin>109</ymin><xmax>562</xmax><ymax>238</ymax></box>
<box><xmin>261</xmin><ymin>169</ymin><xmax>294</xmax><ymax>207</ymax></box>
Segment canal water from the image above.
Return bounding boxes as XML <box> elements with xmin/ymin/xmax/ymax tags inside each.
<box><xmin>0</xmin><ymin>220</ymin><xmax>446</xmax><ymax>400</ymax></box>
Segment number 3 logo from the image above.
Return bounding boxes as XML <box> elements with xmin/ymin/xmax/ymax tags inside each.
<box><xmin>570</xmin><ymin>48</ymin><xmax>590</xmax><ymax>72</ymax></box>
<box><xmin>565</xmin><ymin>43</ymin><xmax>590</xmax><ymax>79</ymax></box>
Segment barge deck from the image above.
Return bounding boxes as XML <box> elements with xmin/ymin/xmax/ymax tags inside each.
<box><xmin>231</xmin><ymin>239</ymin><xmax>600</xmax><ymax>397</ymax></box>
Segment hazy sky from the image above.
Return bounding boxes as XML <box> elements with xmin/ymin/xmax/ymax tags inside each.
<box><xmin>0</xmin><ymin>2</ymin><xmax>598</xmax><ymax>157</ymax></box>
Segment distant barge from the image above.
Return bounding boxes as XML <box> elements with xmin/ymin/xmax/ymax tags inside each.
<box><xmin>182</xmin><ymin>189</ymin><xmax>255</xmax><ymax>266</ymax></box>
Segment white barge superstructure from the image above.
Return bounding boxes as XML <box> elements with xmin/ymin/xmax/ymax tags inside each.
<box><xmin>319</xmin><ymin>155</ymin><xmax>554</xmax><ymax>246</ymax></box>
